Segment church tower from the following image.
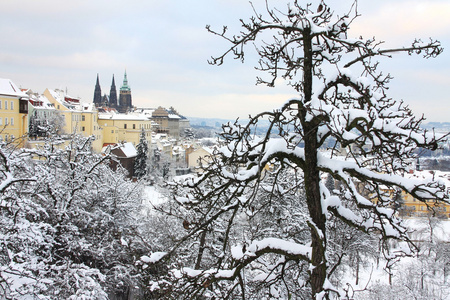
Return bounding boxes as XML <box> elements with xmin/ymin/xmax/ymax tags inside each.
<box><xmin>109</xmin><ymin>75</ymin><xmax>118</xmax><ymax>108</ymax></box>
<box><xmin>118</xmin><ymin>70</ymin><xmax>132</xmax><ymax>113</ymax></box>
<box><xmin>93</xmin><ymin>74</ymin><xmax>102</xmax><ymax>107</ymax></box>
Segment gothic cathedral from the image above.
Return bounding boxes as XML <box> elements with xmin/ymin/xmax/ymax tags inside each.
<box><xmin>93</xmin><ymin>71</ymin><xmax>132</xmax><ymax>113</ymax></box>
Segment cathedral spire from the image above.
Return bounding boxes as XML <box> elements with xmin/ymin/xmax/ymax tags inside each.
<box><xmin>119</xmin><ymin>70</ymin><xmax>132</xmax><ymax>113</ymax></box>
<box><xmin>109</xmin><ymin>74</ymin><xmax>118</xmax><ymax>108</ymax></box>
<box><xmin>120</xmin><ymin>70</ymin><xmax>130</xmax><ymax>92</ymax></box>
<box><xmin>93</xmin><ymin>73</ymin><xmax>102</xmax><ymax>106</ymax></box>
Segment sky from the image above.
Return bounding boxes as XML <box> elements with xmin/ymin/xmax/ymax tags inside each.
<box><xmin>0</xmin><ymin>0</ymin><xmax>449</xmax><ymax>122</ymax></box>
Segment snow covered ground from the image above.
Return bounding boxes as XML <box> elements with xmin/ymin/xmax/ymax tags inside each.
<box><xmin>348</xmin><ymin>218</ymin><xmax>450</xmax><ymax>299</ymax></box>
<box><xmin>141</xmin><ymin>184</ymin><xmax>450</xmax><ymax>299</ymax></box>
<box><xmin>143</xmin><ymin>185</ymin><xmax>168</xmax><ymax>208</ymax></box>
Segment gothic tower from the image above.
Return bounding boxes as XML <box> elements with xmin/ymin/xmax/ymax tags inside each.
<box><xmin>93</xmin><ymin>74</ymin><xmax>102</xmax><ymax>107</ymax></box>
<box><xmin>109</xmin><ymin>75</ymin><xmax>118</xmax><ymax>108</ymax></box>
<box><xmin>119</xmin><ymin>70</ymin><xmax>132</xmax><ymax>113</ymax></box>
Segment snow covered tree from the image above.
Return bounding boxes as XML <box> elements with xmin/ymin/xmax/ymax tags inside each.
<box><xmin>134</xmin><ymin>128</ymin><xmax>149</xmax><ymax>179</ymax></box>
<box><xmin>28</xmin><ymin>110</ymin><xmax>39</xmax><ymax>139</ymax></box>
<box><xmin>155</xmin><ymin>1</ymin><xmax>449</xmax><ymax>299</ymax></box>
<box><xmin>0</xmin><ymin>135</ymin><xmax>151</xmax><ymax>298</ymax></box>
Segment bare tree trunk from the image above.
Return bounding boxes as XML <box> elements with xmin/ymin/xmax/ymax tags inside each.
<box><xmin>302</xmin><ymin>27</ymin><xmax>327</xmax><ymax>298</ymax></box>
<box><xmin>195</xmin><ymin>230</ymin><xmax>207</xmax><ymax>270</ymax></box>
<box><xmin>355</xmin><ymin>251</ymin><xmax>360</xmax><ymax>286</ymax></box>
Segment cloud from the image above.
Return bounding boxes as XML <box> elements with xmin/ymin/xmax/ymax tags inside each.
<box><xmin>350</xmin><ymin>1</ymin><xmax>450</xmax><ymax>43</ymax></box>
<box><xmin>0</xmin><ymin>0</ymin><xmax>448</xmax><ymax>122</ymax></box>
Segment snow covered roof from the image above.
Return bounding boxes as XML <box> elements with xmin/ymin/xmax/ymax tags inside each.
<box><xmin>153</xmin><ymin>133</ymin><xmax>168</xmax><ymax>140</ymax></box>
<box><xmin>121</xmin><ymin>142</ymin><xmax>138</xmax><ymax>157</ymax></box>
<box><xmin>102</xmin><ymin>142</ymin><xmax>137</xmax><ymax>158</ymax></box>
<box><xmin>0</xmin><ymin>78</ymin><xmax>28</xmax><ymax>98</ymax></box>
<box><xmin>29</xmin><ymin>93</ymin><xmax>56</xmax><ymax>110</ymax></box>
<box><xmin>46</xmin><ymin>88</ymin><xmax>87</xmax><ymax>111</ymax></box>
<box><xmin>168</xmin><ymin>114</ymin><xmax>181</xmax><ymax>119</ymax></box>
<box><xmin>204</xmin><ymin>147</ymin><xmax>215</xmax><ymax>154</ymax></box>
<box><xmin>98</xmin><ymin>112</ymin><xmax>147</xmax><ymax>121</ymax></box>
<box><xmin>81</xmin><ymin>102</ymin><xmax>96</xmax><ymax>112</ymax></box>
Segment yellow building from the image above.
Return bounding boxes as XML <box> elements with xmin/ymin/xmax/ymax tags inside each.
<box><xmin>79</xmin><ymin>103</ymin><xmax>103</xmax><ymax>153</ymax></box>
<box><xmin>368</xmin><ymin>171</ymin><xmax>450</xmax><ymax>218</ymax></box>
<box><xmin>187</xmin><ymin>146</ymin><xmax>215</xmax><ymax>171</ymax></box>
<box><xmin>43</xmin><ymin>88</ymin><xmax>83</xmax><ymax>135</ymax></box>
<box><xmin>43</xmin><ymin>88</ymin><xmax>103</xmax><ymax>152</ymax></box>
<box><xmin>151</xmin><ymin>106</ymin><xmax>169</xmax><ymax>134</ymax></box>
<box><xmin>0</xmin><ymin>78</ymin><xmax>29</xmax><ymax>144</ymax></box>
<box><xmin>98</xmin><ymin>112</ymin><xmax>152</xmax><ymax>146</ymax></box>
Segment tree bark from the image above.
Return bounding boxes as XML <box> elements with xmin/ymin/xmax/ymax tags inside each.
<box><xmin>302</xmin><ymin>27</ymin><xmax>328</xmax><ymax>298</ymax></box>
<box><xmin>195</xmin><ymin>230</ymin><xmax>207</xmax><ymax>270</ymax></box>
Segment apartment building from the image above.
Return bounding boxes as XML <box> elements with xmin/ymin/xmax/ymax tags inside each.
<box><xmin>98</xmin><ymin>112</ymin><xmax>152</xmax><ymax>146</ymax></box>
<box><xmin>43</xmin><ymin>88</ymin><xmax>103</xmax><ymax>152</ymax></box>
<box><xmin>0</xmin><ymin>78</ymin><xmax>29</xmax><ymax>144</ymax></box>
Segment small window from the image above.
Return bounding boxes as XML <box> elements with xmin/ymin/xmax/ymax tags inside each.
<box><xmin>133</xmin><ymin>124</ymin><xmax>136</xmax><ymax>129</ymax></box>
<box><xmin>0</xmin><ymin>100</ymin><xmax>2</xmax><ymax>109</ymax></box>
<box><xmin>82</xmin><ymin>115</ymin><xmax>85</xmax><ymax>121</ymax></box>
<box><xmin>81</xmin><ymin>126</ymin><xmax>85</xmax><ymax>131</ymax></box>
<box><xmin>10</xmin><ymin>118</ymin><xmax>14</xmax><ymax>126</ymax></box>
<box><xmin>124</xmin><ymin>124</ymin><xmax>127</xmax><ymax>129</ymax></box>
<box><xmin>5</xmin><ymin>101</ymin><xmax>7</xmax><ymax>110</ymax></box>
<box><xmin>5</xmin><ymin>118</ymin><xmax>8</xmax><ymax>125</ymax></box>
<box><xmin>0</xmin><ymin>117</ymin><xmax>2</xmax><ymax>125</ymax></box>
<box><xmin>111</xmin><ymin>130</ymin><xmax>114</xmax><ymax>133</ymax></box>
<box><xmin>10</xmin><ymin>101</ymin><xmax>14</xmax><ymax>110</ymax></box>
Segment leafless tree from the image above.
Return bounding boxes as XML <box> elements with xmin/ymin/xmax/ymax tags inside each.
<box><xmin>156</xmin><ymin>1</ymin><xmax>448</xmax><ymax>299</ymax></box>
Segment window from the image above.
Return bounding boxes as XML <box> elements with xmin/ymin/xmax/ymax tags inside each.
<box><xmin>111</xmin><ymin>130</ymin><xmax>114</xmax><ymax>133</ymax></box>
<box><xmin>10</xmin><ymin>118</ymin><xmax>13</xmax><ymax>126</ymax></box>
<box><xmin>124</xmin><ymin>124</ymin><xmax>127</xmax><ymax>129</ymax></box>
<box><xmin>82</xmin><ymin>115</ymin><xmax>85</xmax><ymax>121</ymax></box>
<box><xmin>5</xmin><ymin>118</ymin><xmax>8</xmax><ymax>125</ymax></box>
<box><xmin>5</xmin><ymin>101</ymin><xmax>7</xmax><ymax>110</ymax></box>
<box><xmin>0</xmin><ymin>118</ymin><xmax>2</xmax><ymax>125</ymax></box>
<box><xmin>81</xmin><ymin>126</ymin><xmax>85</xmax><ymax>131</ymax></box>
<box><xmin>0</xmin><ymin>100</ymin><xmax>2</xmax><ymax>109</ymax></box>
<box><xmin>10</xmin><ymin>101</ymin><xmax>14</xmax><ymax>110</ymax></box>
<box><xmin>133</xmin><ymin>124</ymin><xmax>136</xmax><ymax>129</ymax></box>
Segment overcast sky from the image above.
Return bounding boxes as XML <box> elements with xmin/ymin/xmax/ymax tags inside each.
<box><xmin>1</xmin><ymin>0</ymin><xmax>449</xmax><ymax>122</ymax></box>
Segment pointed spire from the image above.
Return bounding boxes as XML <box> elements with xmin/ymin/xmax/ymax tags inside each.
<box><xmin>93</xmin><ymin>73</ymin><xmax>102</xmax><ymax>106</ymax></box>
<box><xmin>119</xmin><ymin>70</ymin><xmax>132</xmax><ymax>113</ymax></box>
<box><xmin>109</xmin><ymin>74</ymin><xmax>118</xmax><ymax>107</ymax></box>
<box><xmin>120</xmin><ymin>70</ymin><xmax>131</xmax><ymax>92</ymax></box>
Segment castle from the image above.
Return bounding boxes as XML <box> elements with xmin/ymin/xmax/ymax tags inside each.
<box><xmin>93</xmin><ymin>71</ymin><xmax>132</xmax><ymax>113</ymax></box>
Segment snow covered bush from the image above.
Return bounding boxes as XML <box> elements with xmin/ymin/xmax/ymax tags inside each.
<box><xmin>0</xmin><ymin>135</ymin><xmax>150</xmax><ymax>299</ymax></box>
<box><xmin>151</xmin><ymin>1</ymin><xmax>448</xmax><ymax>299</ymax></box>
